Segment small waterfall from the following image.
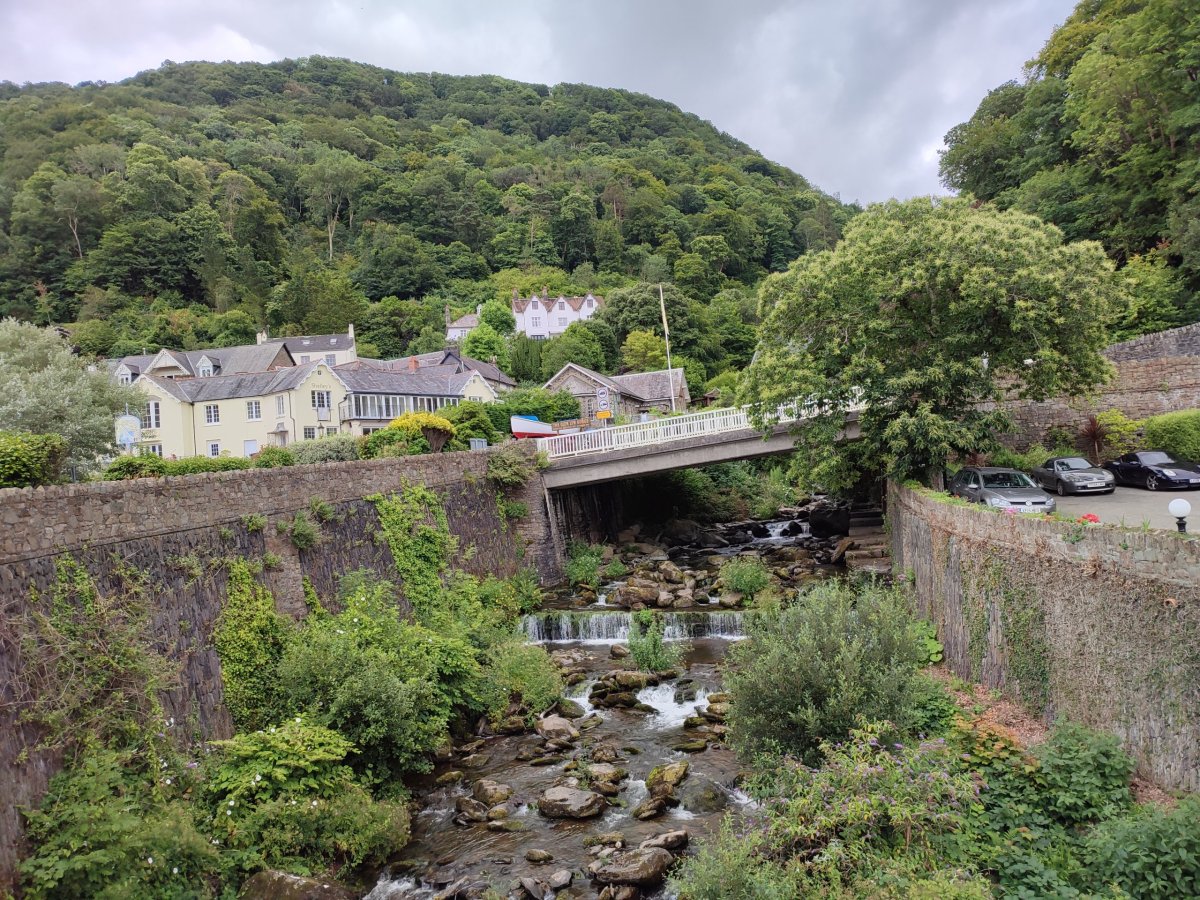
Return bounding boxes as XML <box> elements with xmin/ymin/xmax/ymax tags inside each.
<box><xmin>521</xmin><ymin>610</ymin><xmax>745</xmax><ymax>644</ymax></box>
<box><xmin>766</xmin><ymin>521</ymin><xmax>790</xmax><ymax>538</ymax></box>
<box><xmin>637</xmin><ymin>682</ymin><xmax>710</xmax><ymax>729</ymax></box>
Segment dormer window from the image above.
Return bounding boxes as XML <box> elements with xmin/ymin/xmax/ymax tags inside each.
<box><xmin>558</xmin><ymin>301</ymin><xmax>566</xmax><ymax>310</ymax></box>
<box><xmin>197</xmin><ymin>357</ymin><xmax>214</xmax><ymax>378</ymax></box>
<box><xmin>531</xmin><ymin>300</ymin><xmax>539</xmax><ymax>310</ymax></box>
<box><xmin>586</xmin><ymin>297</ymin><xmax>593</xmax><ymax>308</ymax></box>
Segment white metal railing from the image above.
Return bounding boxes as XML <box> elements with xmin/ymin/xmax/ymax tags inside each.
<box><xmin>534</xmin><ymin>400</ymin><xmax>864</xmax><ymax>460</ymax></box>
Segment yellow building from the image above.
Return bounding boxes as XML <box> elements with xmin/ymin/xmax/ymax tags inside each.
<box><xmin>136</xmin><ymin>362</ymin><xmax>347</xmax><ymax>458</ymax></box>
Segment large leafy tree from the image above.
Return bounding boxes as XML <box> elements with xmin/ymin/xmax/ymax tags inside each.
<box><xmin>0</xmin><ymin>319</ymin><xmax>143</xmax><ymax>472</ymax></box>
<box><xmin>743</xmin><ymin>197</ymin><xmax>1123</xmax><ymax>488</ymax></box>
<box><xmin>540</xmin><ymin>322</ymin><xmax>606</xmax><ymax>380</ymax></box>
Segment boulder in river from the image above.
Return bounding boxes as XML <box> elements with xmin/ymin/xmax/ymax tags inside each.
<box><xmin>524</xmin><ymin>848</ymin><xmax>554</xmax><ymax>864</ymax></box>
<box><xmin>537</xmin><ymin>785</ymin><xmax>606</xmax><ymax>818</ymax></box>
<box><xmin>472</xmin><ymin>779</ymin><xmax>513</xmax><ymax>806</ymax></box>
<box><xmin>454</xmin><ymin>796</ymin><xmax>489</xmax><ymax>823</ymax></box>
<box><xmin>610</xmin><ymin>643</ymin><xmax>630</xmax><ymax>659</ymax></box>
<box><xmin>555</xmin><ymin>697</ymin><xmax>586</xmax><ymax>719</ymax></box>
<box><xmin>588</xmin><ymin>846</ymin><xmax>675</xmax><ymax>887</ymax></box>
<box><xmin>548</xmin><ymin>869</ymin><xmax>573</xmax><ymax>890</ymax></box>
<box><xmin>678</xmin><ymin>776</ymin><xmax>729</xmax><ymax>813</ymax></box>
<box><xmin>640</xmin><ymin>829</ymin><xmax>690</xmax><ymax>852</ymax></box>
<box><xmin>809</xmin><ymin>501</ymin><xmax>851</xmax><ymax>538</ymax></box>
<box><xmin>535</xmin><ymin>714</ymin><xmax>579</xmax><ymax>742</ymax></box>
<box><xmin>647</xmin><ymin>760</ymin><xmax>689</xmax><ymax>799</ymax></box>
<box><xmin>239</xmin><ymin>870</ymin><xmax>356</xmax><ymax>899</ymax></box>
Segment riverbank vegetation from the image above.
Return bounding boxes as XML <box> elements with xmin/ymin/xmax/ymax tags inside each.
<box><xmin>673</xmin><ymin>578</ymin><xmax>1199</xmax><ymax>899</ymax></box>
<box><xmin>15</xmin><ymin>482</ymin><xmax>559</xmax><ymax>897</ymax></box>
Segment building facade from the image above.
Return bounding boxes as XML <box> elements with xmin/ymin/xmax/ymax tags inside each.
<box><xmin>335</xmin><ymin>361</ymin><xmax>496</xmax><ymax>435</ymax></box>
<box><xmin>512</xmin><ymin>289</ymin><xmax>603</xmax><ymax>341</ymax></box>
<box><xmin>256</xmin><ymin>325</ymin><xmax>358</xmax><ymax>366</ymax></box>
<box><xmin>543</xmin><ymin>363</ymin><xmax>690</xmax><ymax>425</ymax></box>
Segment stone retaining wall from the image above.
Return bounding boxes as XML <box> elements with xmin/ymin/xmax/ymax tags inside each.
<box><xmin>0</xmin><ymin>446</ymin><xmax>559</xmax><ymax>892</ymax></box>
<box><xmin>889</xmin><ymin>482</ymin><xmax>1200</xmax><ymax>791</ymax></box>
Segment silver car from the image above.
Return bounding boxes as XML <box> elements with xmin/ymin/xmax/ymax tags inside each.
<box><xmin>1030</xmin><ymin>456</ymin><xmax>1115</xmax><ymax>496</ymax></box>
<box><xmin>949</xmin><ymin>466</ymin><xmax>1057</xmax><ymax>513</ymax></box>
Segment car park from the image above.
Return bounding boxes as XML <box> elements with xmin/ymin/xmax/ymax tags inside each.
<box><xmin>1030</xmin><ymin>456</ymin><xmax>1115</xmax><ymax>496</ymax></box>
<box><xmin>949</xmin><ymin>466</ymin><xmax>1057</xmax><ymax>513</ymax></box>
<box><xmin>1102</xmin><ymin>450</ymin><xmax>1200</xmax><ymax>491</ymax></box>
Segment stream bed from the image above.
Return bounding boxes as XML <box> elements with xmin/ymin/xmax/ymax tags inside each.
<box><xmin>364</xmin><ymin>514</ymin><xmax>842</xmax><ymax>899</ymax></box>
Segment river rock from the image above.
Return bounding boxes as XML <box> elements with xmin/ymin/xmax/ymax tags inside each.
<box><xmin>658</xmin><ymin>559</ymin><xmax>687</xmax><ymax>582</ymax></box>
<box><xmin>672</xmin><ymin>738</ymin><xmax>708</xmax><ymax>753</ymax></box>
<box><xmin>656</xmin><ymin>590</ymin><xmax>674</xmax><ymax>608</ymax></box>
<box><xmin>612</xmin><ymin>670</ymin><xmax>653</xmax><ymax>690</ymax></box>
<box><xmin>615</xmin><ymin>581</ymin><xmax>660</xmax><ymax>607</ymax></box>
<box><xmin>588</xmin><ymin>847</ymin><xmax>675</xmax><ymax>887</ymax></box>
<box><xmin>679</xmin><ymin>777</ymin><xmax>729</xmax><ymax>813</ymax></box>
<box><xmin>718</xmin><ymin>591</ymin><xmax>743</xmax><ymax>608</ymax></box>
<box><xmin>610</xmin><ymin>643</ymin><xmax>630</xmax><ymax>658</ymax></box>
<box><xmin>487</xmin><ymin>819</ymin><xmax>525</xmax><ymax>832</ymax></box>
<box><xmin>587</xmin><ymin>831</ymin><xmax>626</xmax><ymax>847</ymax></box>
<box><xmin>556</xmin><ymin>697</ymin><xmax>586</xmax><ymax>719</ymax></box>
<box><xmin>535</xmin><ymin>714</ymin><xmax>579</xmax><ymax>742</ymax></box>
<box><xmin>641</xmin><ymin>829</ymin><xmax>690</xmax><ymax>852</ymax></box>
<box><xmin>631</xmin><ymin>796</ymin><xmax>669</xmax><ymax>819</ymax></box>
<box><xmin>537</xmin><ymin>786</ymin><xmax>606</xmax><ymax>818</ymax></box>
<box><xmin>239</xmin><ymin>870</ymin><xmax>356</xmax><ymax>900</ymax></box>
<box><xmin>525</xmin><ymin>849</ymin><xmax>554</xmax><ymax>864</ymax></box>
<box><xmin>646</xmin><ymin>760</ymin><xmax>689</xmax><ymax>797</ymax></box>
<box><xmin>494</xmin><ymin>715</ymin><xmax>527</xmax><ymax>734</ymax></box>
<box><xmin>702</xmin><ymin>702</ymin><xmax>730</xmax><ymax>722</ymax></box>
<box><xmin>706</xmin><ymin>691</ymin><xmax>731</xmax><ymax>704</ymax></box>
<box><xmin>809</xmin><ymin>502</ymin><xmax>851</xmax><ymax>538</ymax></box>
<box><xmin>434</xmin><ymin>770</ymin><xmax>464</xmax><ymax>786</ymax></box>
<box><xmin>591</xmin><ymin>744</ymin><xmax>620</xmax><ymax>763</ymax></box>
<box><xmin>487</xmin><ymin>805</ymin><xmax>509</xmax><ymax>820</ymax></box>
<box><xmin>472</xmin><ymin>779</ymin><xmax>512</xmax><ymax>805</ymax></box>
<box><xmin>830</xmin><ymin>536</ymin><xmax>856</xmax><ymax>563</ymax></box>
<box><xmin>673</xmin><ymin>679</ymin><xmax>699</xmax><ymax>703</ymax></box>
<box><xmin>548</xmin><ymin>869</ymin><xmax>573</xmax><ymax>890</ymax></box>
<box><xmin>673</xmin><ymin>590</ymin><xmax>695</xmax><ymax>608</ymax></box>
<box><xmin>519</xmin><ymin>876</ymin><xmax>549</xmax><ymax>900</ymax></box>
<box><xmin>453</xmin><ymin>796</ymin><xmax>489</xmax><ymax>824</ymax></box>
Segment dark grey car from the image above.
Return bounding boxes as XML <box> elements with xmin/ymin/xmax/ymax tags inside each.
<box><xmin>949</xmin><ymin>466</ymin><xmax>1058</xmax><ymax>513</ymax></box>
<box><xmin>1030</xmin><ymin>456</ymin><xmax>1115</xmax><ymax>496</ymax></box>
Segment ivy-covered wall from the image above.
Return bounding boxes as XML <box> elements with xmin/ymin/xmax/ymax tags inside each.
<box><xmin>889</xmin><ymin>482</ymin><xmax>1200</xmax><ymax>792</ymax></box>
<box><xmin>0</xmin><ymin>445</ymin><xmax>559</xmax><ymax>891</ymax></box>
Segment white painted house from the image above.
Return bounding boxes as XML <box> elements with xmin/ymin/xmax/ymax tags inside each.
<box><xmin>511</xmin><ymin>289</ymin><xmax>604</xmax><ymax>340</ymax></box>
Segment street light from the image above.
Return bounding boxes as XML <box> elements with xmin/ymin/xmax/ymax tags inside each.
<box><xmin>1168</xmin><ymin>498</ymin><xmax>1192</xmax><ymax>534</ymax></box>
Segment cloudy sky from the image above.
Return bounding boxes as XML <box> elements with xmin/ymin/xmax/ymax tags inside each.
<box><xmin>0</xmin><ymin>0</ymin><xmax>1076</xmax><ymax>203</ymax></box>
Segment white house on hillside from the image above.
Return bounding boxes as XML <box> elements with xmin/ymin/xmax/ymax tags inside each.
<box><xmin>512</xmin><ymin>289</ymin><xmax>603</xmax><ymax>341</ymax></box>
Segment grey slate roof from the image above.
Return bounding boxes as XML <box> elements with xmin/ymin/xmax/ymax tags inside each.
<box><xmin>110</xmin><ymin>343</ymin><xmax>291</xmax><ymax>378</ymax></box>
<box><xmin>334</xmin><ymin>361</ymin><xmax>475</xmax><ymax>397</ymax></box>
<box><xmin>260</xmin><ymin>333</ymin><xmax>353</xmax><ymax>354</ymax></box>
<box><xmin>145</xmin><ymin>362</ymin><xmax>323</xmax><ymax>402</ymax></box>
<box><xmin>546</xmin><ymin>363</ymin><xmax>688</xmax><ymax>403</ymax></box>
<box><xmin>380</xmin><ymin>349</ymin><xmax>516</xmax><ymax>387</ymax></box>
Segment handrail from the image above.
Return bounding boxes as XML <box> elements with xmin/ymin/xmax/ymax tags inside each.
<box><xmin>534</xmin><ymin>401</ymin><xmax>863</xmax><ymax>459</ymax></box>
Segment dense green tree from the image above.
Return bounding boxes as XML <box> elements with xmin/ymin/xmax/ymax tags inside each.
<box><xmin>540</xmin><ymin>322</ymin><xmax>606</xmax><ymax>379</ymax></box>
<box><xmin>508</xmin><ymin>333</ymin><xmax>543</xmax><ymax>383</ymax></box>
<box><xmin>479</xmin><ymin>298</ymin><xmax>516</xmax><ymax>335</ymax></box>
<box><xmin>358</xmin><ymin>296</ymin><xmax>440</xmax><ymax>359</ymax></box>
<box><xmin>621</xmin><ymin>329</ymin><xmax>668</xmax><ymax>370</ymax></box>
<box><xmin>744</xmin><ymin>197</ymin><xmax>1123</xmax><ymax>488</ymax></box>
<box><xmin>461</xmin><ymin>321</ymin><xmax>510</xmax><ymax>369</ymax></box>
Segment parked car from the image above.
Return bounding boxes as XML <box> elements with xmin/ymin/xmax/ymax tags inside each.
<box><xmin>1103</xmin><ymin>450</ymin><xmax>1200</xmax><ymax>491</ymax></box>
<box><xmin>1030</xmin><ymin>456</ymin><xmax>1115</xmax><ymax>496</ymax></box>
<box><xmin>949</xmin><ymin>466</ymin><xmax>1057</xmax><ymax>513</ymax></box>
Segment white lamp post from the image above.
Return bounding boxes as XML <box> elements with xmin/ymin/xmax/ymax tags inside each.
<box><xmin>1168</xmin><ymin>498</ymin><xmax>1192</xmax><ymax>534</ymax></box>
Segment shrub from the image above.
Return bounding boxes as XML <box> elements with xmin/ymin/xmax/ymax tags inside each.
<box><xmin>628</xmin><ymin>609</ymin><xmax>685</xmax><ymax>673</ymax></box>
<box><xmin>287</xmin><ymin>512</ymin><xmax>320</xmax><ymax>550</ymax></box>
<box><xmin>1084</xmin><ymin>797</ymin><xmax>1200</xmax><ymax>899</ymax></box>
<box><xmin>1031</xmin><ymin>722</ymin><xmax>1133</xmax><ymax>826</ymax></box>
<box><xmin>102</xmin><ymin>452</ymin><xmax>168</xmax><ymax>481</ymax></box>
<box><xmin>725</xmin><ymin>580</ymin><xmax>924</xmax><ymax>764</ymax></box>
<box><xmin>1094</xmin><ymin>409</ymin><xmax>1144</xmax><ymax>459</ymax></box>
<box><xmin>165</xmin><ymin>455</ymin><xmax>253</xmax><ymax>475</ymax></box>
<box><xmin>668</xmin><ymin>820</ymin><xmax>801</xmax><ymax>899</ymax></box>
<box><xmin>308</xmin><ymin>497</ymin><xmax>336</xmax><ymax>523</ymax></box>
<box><xmin>483</xmin><ymin>387</ymin><xmax>582</xmax><ymax>435</ymax></box>
<box><xmin>253</xmin><ymin>446</ymin><xmax>295</xmax><ymax>468</ymax></box>
<box><xmin>912</xmin><ymin>619</ymin><xmax>944</xmax><ymax>665</ymax></box>
<box><xmin>486</xmin><ymin>443</ymin><xmax>537</xmax><ymax>486</ymax></box>
<box><xmin>720</xmin><ymin>557</ymin><xmax>770</xmax><ymax>599</ymax></box>
<box><xmin>1142</xmin><ymin>409</ymin><xmax>1200</xmax><ymax>461</ymax></box>
<box><xmin>292</xmin><ymin>434</ymin><xmax>360</xmax><ymax>464</ymax></box>
<box><xmin>360</xmin><ymin>426</ymin><xmax>428</xmax><ymax>459</ymax></box>
<box><xmin>0</xmin><ymin>431</ymin><xmax>68</xmax><ymax>487</ymax></box>
<box><xmin>240</xmin><ymin>513</ymin><xmax>266</xmax><ymax>533</ymax></box>
<box><xmin>989</xmin><ymin>442</ymin><xmax>1077</xmax><ymax>473</ymax></box>
<box><xmin>477</xmin><ymin>641</ymin><xmax>563</xmax><ymax>724</ymax></box>
<box><xmin>749</xmin><ymin>466</ymin><xmax>796</xmax><ymax>519</ymax></box>
<box><xmin>387</xmin><ymin>411</ymin><xmax>456</xmax><ymax>452</ymax></box>
<box><xmin>444</xmin><ymin>400</ymin><xmax>499</xmax><ymax>444</ymax></box>
<box><xmin>565</xmin><ymin>542</ymin><xmax>605</xmax><ymax>589</ymax></box>
<box><xmin>498</xmin><ymin>498</ymin><xmax>529</xmax><ymax>521</ymax></box>
<box><xmin>601</xmin><ymin>558</ymin><xmax>629</xmax><ymax>580</ymax></box>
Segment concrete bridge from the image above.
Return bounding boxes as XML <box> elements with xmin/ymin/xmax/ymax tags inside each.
<box><xmin>536</xmin><ymin>405</ymin><xmax>862</xmax><ymax>489</ymax></box>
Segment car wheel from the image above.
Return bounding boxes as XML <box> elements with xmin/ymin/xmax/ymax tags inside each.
<box><xmin>1146</xmin><ymin>474</ymin><xmax>1159</xmax><ymax>491</ymax></box>
<box><xmin>1057</xmin><ymin>480</ymin><xmax>1067</xmax><ymax>496</ymax></box>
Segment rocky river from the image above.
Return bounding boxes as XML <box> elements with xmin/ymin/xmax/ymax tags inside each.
<box><xmin>363</xmin><ymin>511</ymin><xmax>851</xmax><ymax>900</ymax></box>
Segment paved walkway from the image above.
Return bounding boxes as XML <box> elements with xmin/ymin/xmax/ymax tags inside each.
<box><xmin>1056</xmin><ymin>485</ymin><xmax>1200</xmax><ymax>532</ymax></box>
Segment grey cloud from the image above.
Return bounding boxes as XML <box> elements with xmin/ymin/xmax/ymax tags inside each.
<box><xmin>0</xmin><ymin>0</ymin><xmax>1077</xmax><ymax>202</ymax></box>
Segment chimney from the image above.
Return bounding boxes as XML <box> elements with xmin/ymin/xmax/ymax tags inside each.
<box><xmin>476</xmin><ymin>304</ymin><xmax>482</xmax><ymax>315</ymax></box>
<box><xmin>541</xmin><ymin>285</ymin><xmax>548</xmax><ymax>299</ymax></box>
<box><xmin>256</xmin><ymin>329</ymin><xmax>268</xmax><ymax>345</ymax></box>
<box><xmin>347</xmin><ymin>322</ymin><xmax>355</xmax><ymax>342</ymax></box>
<box><xmin>408</xmin><ymin>356</ymin><xmax>419</xmax><ymax>373</ymax></box>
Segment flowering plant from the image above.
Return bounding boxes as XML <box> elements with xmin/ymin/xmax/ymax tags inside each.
<box><xmin>1077</xmin><ymin>513</ymin><xmax>1101</xmax><ymax>525</ymax></box>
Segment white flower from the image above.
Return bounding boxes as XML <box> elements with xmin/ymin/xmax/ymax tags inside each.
<box><xmin>228</xmin><ymin>800</ymin><xmax>235</xmax><ymax>807</ymax></box>
<box><xmin>226</xmin><ymin>810</ymin><xmax>232</xmax><ymax>816</ymax></box>
<box><xmin>311</xmin><ymin>800</ymin><xmax>318</xmax><ymax>807</ymax></box>
<box><xmin>161</xmin><ymin>761</ymin><xmax>168</xmax><ymax>769</ymax></box>
<box><xmin>253</xmin><ymin>774</ymin><xmax>262</xmax><ymax>782</ymax></box>
<box><xmin>172</xmin><ymin>867</ymin><xmax>179</xmax><ymax>875</ymax></box>
<box><xmin>290</xmin><ymin>800</ymin><xmax>296</xmax><ymax>805</ymax></box>
<box><xmin>294</xmin><ymin>717</ymin><xmax>302</xmax><ymax>723</ymax></box>
<box><xmin>147</xmin><ymin>857</ymin><xmax>154</xmax><ymax>865</ymax></box>
<box><xmin>164</xmin><ymin>778</ymin><xmax>172</xmax><ymax>785</ymax></box>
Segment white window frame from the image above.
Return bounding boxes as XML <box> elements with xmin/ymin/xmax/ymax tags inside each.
<box><xmin>558</xmin><ymin>300</ymin><xmax>565</xmax><ymax>310</ymax></box>
<box><xmin>531</xmin><ymin>316</ymin><xmax>541</xmax><ymax>327</ymax></box>
<box><xmin>141</xmin><ymin>400</ymin><xmax>161</xmax><ymax>430</ymax></box>
<box><xmin>531</xmin><ymin>300</ymin><xmax>539</xmax><ymax>309</ymax></box>
<box><xmin>303</xmin><ymin>426</ymin><xmax>317</xmax><ymax>440</ymax></box>
<box><xmin>558</xmin><ymin>317</ymin><xmax>567</xmax><ymax>326</ymax></box>
<box><xmin>204</xmin><ymin>404</ymin><xmax>220</xmax><ymax>425</ymax></box>
<box><xmin>325</xmin><ymin>427</ymin><xmax>338</xmax><ymax>436</ymax></box>
<box><xmin>207</xmin><ymin>441</ymin><xmax>221</xmax><ymax>457</ymax></box>
<box><xmin>311</xmin><ymin>390</ymin><xmax>331</xmax><ymax>410</ymax></box>
<box><xmin>198</xmin><ymin>364</ymin><xmax>213</xmax><ymax>378</ymax></box>
<box><xmin>275</xmin><ymin>394</ymin><xmax>286</xmax><ymax>416</ymax></box>
<box><xmin>246</xmin><ymin>400</ymin><xmax>261</xmax><ymax>421</ymax></box>
<box><xmin>325</xmin><ymin>354</ymin><xmax>336</xmax><ymax>366</ymax></box>
<box><xmin>145</xmin><ymin>443</ymin><xmax>163</xmax><ymax>457</ymax></box>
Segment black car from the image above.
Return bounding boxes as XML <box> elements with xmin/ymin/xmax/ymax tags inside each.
<box><xmin>1030</xmin><ymin>456</ymin><xmax>1115</xmax><ymax>495</ymax></box>
<box><xmin>1103</xmin><ymin>450</ymin><xmax>1200</xmax><ymax>491</ymax></box>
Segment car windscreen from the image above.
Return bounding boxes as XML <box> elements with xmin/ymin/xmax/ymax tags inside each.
<box><xmin>1060</xmin><ymin>458</ymin><xmax>1093</xmax><ymax>470</ymax></box>
<box><xmin>982</xmin><ymin>472</ymin><xmax>1036</xmax><ymax>489</ymax></box>
<box><xmin>1140</xmin><ymin>451</ymin><xmax>1174</xmax><ymax>465</ymax></box>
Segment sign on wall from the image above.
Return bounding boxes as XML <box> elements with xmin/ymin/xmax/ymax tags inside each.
<box><xmin>114</xmin><ymin>414</ymin><xmax>141</xmax><ymax>451</ymax></box>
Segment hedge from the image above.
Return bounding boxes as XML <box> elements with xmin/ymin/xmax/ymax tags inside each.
<box><xmin>0</xmin><ymin>431</ymin><xmax>67</xmax><ymax>487</ymax></box>
<box><xmin>1142</xmin><ymin>410</ymin><xmax>1200</xmax><ymax>462</ymax></box>
<box><xmin>102</xmin><ymin>450</ymin><xmax>296</xmax><ymax>480</ymax></box>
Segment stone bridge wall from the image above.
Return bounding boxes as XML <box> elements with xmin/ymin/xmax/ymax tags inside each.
<box><xmin>889</xmin><ymin>482</ymin><xmax>1200</xmax><ymax>791</ymax></box>
<box><xmin>0</xmin><ymin>446</ymin><xmax>558</xmax><ymax>893</ymax></box>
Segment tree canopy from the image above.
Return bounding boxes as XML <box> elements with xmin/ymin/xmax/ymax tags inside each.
<box><xmin>742</xmin><ymin>197</ymin><xmax>1123</xmax><ymax>487</ymax></box>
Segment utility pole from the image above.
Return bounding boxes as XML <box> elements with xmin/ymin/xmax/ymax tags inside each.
<box><xmin>659</xmin><ymin>283</ymin><xmax>676</xmax><ymax>413</ymax></box>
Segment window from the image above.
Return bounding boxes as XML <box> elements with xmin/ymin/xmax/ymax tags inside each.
<box><xmin>558</xmin><ymin>300</ymin><xmax>565</xmax><ymax>310</ymax></box>
<box><xmin>300</xmin><ymin>355</ymin><xmax>310</xmax><ymax>363</ymax></box>
<box><xmin>531</xmin><ymin>317</ymin><xmax>541</xmax><ymax>327</ymax></box>
<box><xmin>198</xmin><ymin>363</ymin><xmax>213</xmax><ymax>378</ymax></box>
<box><xmin>275</xmin><ymin>395</ymin><xmax>285</xmax><ymax>416</ymax></box>
<box><xmin>312</xmin><ymin>391</ymin><xmax>331</xmax><ymax>410</ymax></box>
<box><xmin>204</xmin><ymin>404</ymin><xmax>220</xmax><ymax>424</ymax></box>
<box><xmin>325</xmin><ymin>354</ymin><xmax>336</xmax><ymax>366</ymax></box>
<box><xmin>207</xmin><ymin>441</ymin><xmax>221</xmax><ymax>457</ymax></box>
<box><xmin>141</xmin><ymin>400</ymin><xmax>160</xmax><ymax>430</ymax></box>
<box><xmin>119</xmin><ymin>372</ymin><xmax>132</xmax><ymax>385</ymax></box>
<box><xmin>531</xmin><ymin>300</ymin><xmax>539</xmax><ymax>309</ymax></box>
<box><xmin>145</xmin><ymin>443</ymin><xmax>163</xmax><ymax>457</ymax></box>
<box><xmin>586</xmin><ymin>297</ymin><xmax>593</xmax><ymax>308</ymax></box>
<box><xmin>246</xmin><ymin>400</ymin><xmax>261</xmax><ymax>421</ymax></box>
<box><xmin>303</xmin><ymin>426</ymin><xmax>317</xmax><ymax>440</ymax></box>
<box><xmin>558</xmin><ymin>317</ymin><xmax>567</xmax><ymax>326</ymax></box>
<box><xmin>325</xmin><ymin>427</ymin><xmax>338</xmax><ymax>436</ymax></box>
